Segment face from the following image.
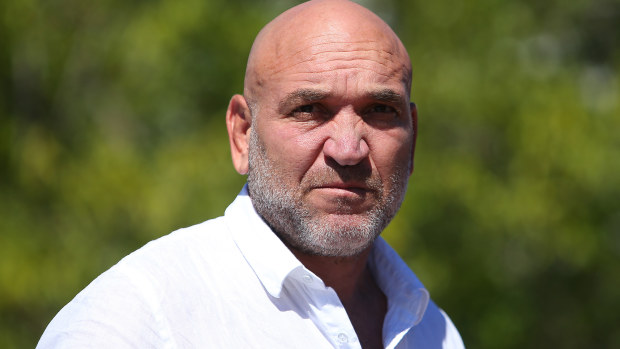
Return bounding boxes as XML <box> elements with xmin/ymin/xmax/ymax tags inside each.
<box><xmin>245</xmin><ymin>27</ymin><xmax>415</xmax><ymax>257</ymax></box>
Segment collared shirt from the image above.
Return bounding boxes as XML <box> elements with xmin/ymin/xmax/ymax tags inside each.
<box><xmin>38</xmin><ymin>186</ymin><xmax>464</xmax><ymax>348</ymax></box>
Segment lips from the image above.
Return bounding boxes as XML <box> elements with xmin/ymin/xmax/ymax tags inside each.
<box><xmin>311</xmin><ymin>182</ymin><xmax>373</xmax><ymax>198</ymax></box>
<box><xmin>302</xmin><ymin>166</ymin><xmax>381</xmax><ymax>197</ymax></box>
<box><xmin>319</xmin><ymin>181</ymin><xmax>366</xmax><ymax>189</ymax></box>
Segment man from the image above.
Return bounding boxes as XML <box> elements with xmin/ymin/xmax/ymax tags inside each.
<box><xmin>38</xmin><ymin>0</ymin><xmax>464</xmax><ymax>348</ymax></box>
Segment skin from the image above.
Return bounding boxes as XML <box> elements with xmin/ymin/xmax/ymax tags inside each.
<box><xmin>226</xmin><ymin>1</ymin><xmax>417</xmax><ymax>347</ymax></box>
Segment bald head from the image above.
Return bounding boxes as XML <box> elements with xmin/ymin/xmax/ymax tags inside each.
<box><xmin>225</xmin><ymin>0</ymin><xmax>418</xmax><ymax>257</ymax></box>
<box><xmin>244</xmin><ymin>0</ymin><xmax>412</xmax><ymax>110</ymax></box>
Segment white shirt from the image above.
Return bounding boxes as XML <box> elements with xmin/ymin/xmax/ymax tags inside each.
<box><xmin>38</xmin><ymin>186</ymin><xmax>464</xmax><ymax>348</ymax></box>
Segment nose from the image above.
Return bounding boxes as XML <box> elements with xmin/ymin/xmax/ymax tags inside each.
<box><xmin>322</xmin><ymin>114</ymin><xmax>370</xmax><ymax>166</ymax></box>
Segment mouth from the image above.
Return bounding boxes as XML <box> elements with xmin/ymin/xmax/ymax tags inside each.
<box><xmin>312</xmin><ymin>182</ymin><xmax>371</xmax><ymax>196</ymax></box>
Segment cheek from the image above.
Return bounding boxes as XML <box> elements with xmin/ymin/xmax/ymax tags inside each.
<box><xmin>263</xmin><ymin>124</ymin><xmax>326</xmax><ymax>178</ymax></box>
<box><xmin>370</xmin><ymin>130</ymin><xmax>413</xmax><ymax>177</ymax></box>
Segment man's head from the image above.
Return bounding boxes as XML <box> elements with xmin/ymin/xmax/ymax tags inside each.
<box><xmin>226</xmin><ymin>0</ymin><xmax>417</xmax><ymax>257</ymax></box>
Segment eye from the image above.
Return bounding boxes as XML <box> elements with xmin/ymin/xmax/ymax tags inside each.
<box><xmin>369</xmin><ymin>104</ymin><xmax>397</xmax><ymax>114</ymax></box>
<box><xmin>295</xmin><ymin>105</ymin><xmax>315</xmax><ymax>114</ymax></box>
<box><xmin>365</xmin><ymin>104</ymin><xmax>400</xmax><ymax>124</ymax></box>
<box><xmin>289</xmin><ymin>104</ymin><xmax>329</xmax><ymax>122</ymax></box>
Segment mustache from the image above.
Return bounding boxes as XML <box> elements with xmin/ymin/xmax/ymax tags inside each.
<box><xmin>302</xmin><ymin>161</ymin><xmax>382</xmax><ymax>191</ymax></box>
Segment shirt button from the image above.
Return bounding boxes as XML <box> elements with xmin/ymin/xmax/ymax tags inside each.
<box><xmin>337</xmin><ymin>333</ymin><xmax>348</xmax><ymax>343</ymax></box>
<box><xmin>302</xmin><ymin>274</ymin><xmax>313</xmax><ymax>284</ymax></box>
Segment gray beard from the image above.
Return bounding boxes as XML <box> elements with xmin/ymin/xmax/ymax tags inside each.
<box><xmin>247</xmin><ymin>127</ymin><xmax>409</xmax><ymax>257</ymax></box>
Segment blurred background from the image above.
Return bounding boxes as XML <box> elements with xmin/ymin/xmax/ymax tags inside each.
<box><xmin>1</xmin><ymin>0</ymin><xmax>619</xmax><ymax>347</ymax></box>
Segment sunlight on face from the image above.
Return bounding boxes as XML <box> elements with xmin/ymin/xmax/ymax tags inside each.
<box><xmin>248</xmin><ymin>126</ymin><xmax>409</xmax><ymax>257</ymax></box>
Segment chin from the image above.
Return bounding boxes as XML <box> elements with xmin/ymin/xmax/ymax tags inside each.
<box><xmin>293</xmin><ymin>219</ymin><xmax>383</xmax><ymax>257</ymax></box>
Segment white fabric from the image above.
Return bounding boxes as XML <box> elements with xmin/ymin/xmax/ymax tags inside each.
<box><xmin>38</xmin><ymin>185</ymin><xmax>464</xmax><ymax>348</ymax></box>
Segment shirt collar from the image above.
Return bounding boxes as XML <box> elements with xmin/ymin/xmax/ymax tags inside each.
<box><xmin>224</xmin><ymin>184</ymin><xmax>305</xmax><ymax>298</ymax></box>
<box><xmin>224</xmin><ymin>184</ymin><xmax>430</xmax><ymax>327</ymax></box>
<box><xmin>370</xmin><ymin>237</ymin><xmax>430</xmax><ymax>345</ymax></box>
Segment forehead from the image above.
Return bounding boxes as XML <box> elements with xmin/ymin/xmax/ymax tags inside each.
<box><xmin>259</xmin><ymin>31</ymin><xmax>410</xmax><ymax>98</ymax></box>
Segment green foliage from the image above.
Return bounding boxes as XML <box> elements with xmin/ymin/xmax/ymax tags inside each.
<box><xmin>1</xmin><ymin>0</ymin><xmax>619</xmax><ymax>348</ymax></box>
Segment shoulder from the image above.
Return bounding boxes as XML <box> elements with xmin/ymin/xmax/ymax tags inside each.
<box><xmin>124</xmin><ymin>217</ymin><xmax>232</xmax><ymax>267</ymax></box>
<box><xmin>97</xmin><ymin>215</ymin><xmax>239</xmax><ymax>293</ymax></box>
<box><xmin>37</xmin><ymin>216</ymin><xmax>236</xmax><ymax>348</ymax></box>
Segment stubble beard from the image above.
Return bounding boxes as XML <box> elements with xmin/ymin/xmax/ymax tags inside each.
<box><xmin>247</xmin><ymin>128</ymin><xmax>410</xmax><ymax>257</ymax></box>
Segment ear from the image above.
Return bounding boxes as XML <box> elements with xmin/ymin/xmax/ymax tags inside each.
<box><xmin>409</xmin><ymin>102</ymin><xmax>418</xmax><ymax>175</ymax></box>
<box><xmin>226</xmin><ymin>94</ymin><xmax>252</xmax><ymax>175</ymax></box>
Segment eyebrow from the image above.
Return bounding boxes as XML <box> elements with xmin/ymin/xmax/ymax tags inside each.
<box><xmin>278</xmin><ymin>88</ymin><xmax>330</xmax><ymax>113</ymax></box>
<box><xmin>277</xmin><ymin>87</ymin><xmax>407</xmax><ymax>114</ymax></box>
<box><xmin>368</xmin><ymin>88</ymin><xmax>407</xmax><ymax>105</ymax></box>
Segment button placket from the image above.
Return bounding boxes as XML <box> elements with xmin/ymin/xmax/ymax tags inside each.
<box><xmin>294</xmin><ymin>270</ymin><xmax>361</xmax><ymax>348</ymax></box>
